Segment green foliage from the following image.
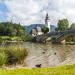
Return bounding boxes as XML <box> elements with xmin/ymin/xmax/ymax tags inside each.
<box><xmin>0</xmin><ymin>36</ymin><xmax>23</xmax><ymax>42</ymax></box>
<box><xmin>5</xmin><ymin>46</ymin><xmax>28</xmax><ymax>65</ymax></box>
<box><xmin>42</xmin><ymin>26</ymin><xmax>49</xmax><ymax>34</ymax></box>
<box><xmin>70</xmin><ymin>23</ymin><xmax>75</xmax><ymax>29</ymax></box>
<box><xmin>0</xmin><ymin>22</ymin><xmax>26</xmax><ymax>37</ymax></box>
<box><xmin>0</xmin><ymin>46</ymin><xmax>28</xmax><ymax>66</ymax></box>
<box><xmin>57</xmin><ymin>19</ymin><xmax>69</xmax><ymax>31</ymax></box>
<box><xmin>25</xmin><ymin>35</ymin><xmax>35</xmax><ymax>41</ymax></box>
<box><xmin>0</xmin><ymin>36</ymin><xmax>10</xmax><ymax>42</ymax></box>
<box><xmin>0</xmin><ymin>64</ymin><xmax>75</xmax><ymax>75</ymax></box>
<box><xmin>66</xmin><ymin>35</ymin><xmax>75</xmax><ymax>43</ymax></box>
<box><xmin>0</xmin><ymin>48</ymin><xmax>7</xmax><ymax>67</ymax></box>
<box><xmin>66</xmin><ymin>23</ymin><xmax>75</xmax><ymax>43</ymax></box>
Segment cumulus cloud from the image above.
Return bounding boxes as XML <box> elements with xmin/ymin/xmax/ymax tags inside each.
<box><xmin>4</xmin><ymin>0</ymin><xmax>75</xmax><ymax>26</ymax></box>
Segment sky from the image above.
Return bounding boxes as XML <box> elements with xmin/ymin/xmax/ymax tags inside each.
<box><xmin>0</xmin><ymin>0</ymin><xmax>75</xmax><ymax>26</ymax></box>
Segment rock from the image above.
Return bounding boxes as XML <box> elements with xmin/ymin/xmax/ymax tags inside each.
<box><xmin>43</xmin><ymin>52</ymin><xmax>45</xmax><ymax>54</ymax></box>
<box><xmin>54</xmin><ymin>52</ymin><xmax>57</xmax><ymax>55</ymax></box>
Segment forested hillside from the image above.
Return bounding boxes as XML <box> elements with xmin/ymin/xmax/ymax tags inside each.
<box><xmin>0</xmin><ymin>22</ymin><xmax>26</xmax><ymax>37</ymax></box>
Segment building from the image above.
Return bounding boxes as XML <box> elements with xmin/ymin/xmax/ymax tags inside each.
<box><xmin>45</xmin><ymin>13</ymin><xmax>51</xmax><ymax>32</ymax></box>
<box><xmin>30</xmin><ymin>13</ymin><xmax>51</xmax><ymax>36</ymax></box>
<box><xmin>30</xmin><ymin>25</ymin><xmax>43</xmax><ymax>36</ymax></box>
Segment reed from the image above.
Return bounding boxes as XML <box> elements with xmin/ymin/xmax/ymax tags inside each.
<box><xmin>0</xmin><ymin>45</ymin><xmax>28</xmax><ymax>66</ymax></box>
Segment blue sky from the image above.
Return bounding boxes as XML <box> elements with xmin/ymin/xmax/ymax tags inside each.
<box><xmin>0</xmin><ymin>1</ymin><xmax>8</xmax><ymax>22</ymax></box>
<box><xmin>0</xmin><ymin>0</ymin><xmax>75</xmax><ymax>26</ymax></box>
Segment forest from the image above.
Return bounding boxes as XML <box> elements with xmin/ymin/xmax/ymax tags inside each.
<box><xmin>0</xmin><ymin>22</ymin><xmax>26</xmax><ymax>37</ymax></box>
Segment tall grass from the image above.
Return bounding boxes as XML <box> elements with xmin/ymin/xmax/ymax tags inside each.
<box><xmin>0</xmin><ymin>48</ymin><xmax>7</xmax><ymax>67</ymax></box>
<box><xmin>0</xmin><ymin>45</ymin><xmax>28</xmax><ymax>67</ymax></box>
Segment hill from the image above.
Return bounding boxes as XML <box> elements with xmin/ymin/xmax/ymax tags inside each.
<box><xmin>0</xmin><ymin>22</ymin><xmax>26</xmax><ymax>37</ymax></box>
<box><xmin>23</xmin><ymin>24</ymin><xmax>56</xmax><ymax>34</ymax></box>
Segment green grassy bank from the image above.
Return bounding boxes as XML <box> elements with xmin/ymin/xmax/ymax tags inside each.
<box><xmin>0</xmin><ymin>64</ymin><xmax>75</xmax><ymax>75</ymax></box>
<box><xmin>0</xmin><ymin>36</ymin><xmax>22</xmax><ymax>42</ymax></box>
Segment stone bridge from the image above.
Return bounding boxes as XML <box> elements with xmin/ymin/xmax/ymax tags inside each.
<box><xmin>35</xmin><ymin>29</ymin><xmax>75</xmax><ymax>43</ymax></box>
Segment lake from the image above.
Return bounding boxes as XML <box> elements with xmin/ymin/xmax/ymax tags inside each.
<box><xmin>23</xmin><ymin>42</ymin><xmax>75</xmax><ymax>68</ymax></box>
<box><xmin>1</xmin><ymin>42</ymin><xmax>75</xmax><ymax>68</ymax></box>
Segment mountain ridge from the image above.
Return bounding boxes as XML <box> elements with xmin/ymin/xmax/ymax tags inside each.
<box><xmin>23</xmin><ymin>24</ymin><xmax>56</xmax><ymax>34</ymax></box>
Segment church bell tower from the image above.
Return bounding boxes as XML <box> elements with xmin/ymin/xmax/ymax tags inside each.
<box><xmin>45</xmin><ymin>13</ymin><xmax>50</xmax><ymax>32</ymax></box>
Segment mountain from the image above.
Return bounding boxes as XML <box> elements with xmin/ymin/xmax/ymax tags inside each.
<box><xmin>23</xmin><ymin>24</ymin><xmax>56</xmax><ymax>34</ymax></box>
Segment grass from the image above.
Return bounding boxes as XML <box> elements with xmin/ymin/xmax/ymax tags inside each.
<box><xmin>0</xmin><ymin>48</ymin><xmax>7</xmax><ymax>67</ymax></box>
<box><xmin>0</xmin><ymin>36</ymin><xmax>23</xmax><ymax>42</ymax></box>
<box><xmin>0</xmin><ymin>45</ymin><xmax>28</xmax><ymax>66</ymax></box>
<box><xmin>0</xmin><ymin>64</ymin><xmax>75</xmax><ymax>75</ymax></box>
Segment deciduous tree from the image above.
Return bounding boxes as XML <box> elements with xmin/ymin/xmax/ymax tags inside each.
<box><xmin>57</xmin><ymin>19</ymin><xmax>69</xmax><ymax>31</ymax></box>
<box><xmin>42</xmin><ymin>26</ymin><xmax>49</xmax><ymax>34</ymax></box>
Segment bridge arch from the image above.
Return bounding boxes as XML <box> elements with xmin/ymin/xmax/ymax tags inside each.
<box><xmin>36</xmin><ymin>29</ymin><xmax>75</xmax><ymax>43</ymax></box>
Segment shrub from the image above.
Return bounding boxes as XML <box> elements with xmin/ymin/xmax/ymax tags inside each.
<box><xmin>24</xmin><ymin>35</ymin><xmax>35</xmax><ymax>42</ymax></box>
<box><xmin>0</xmin><ymin>45</ymin><xmax>28</xmax><ymax>67</ymax></box>
<box><xmin>42</xmin><ymin>26</ymin><xmax>49</xmax><ymax>34</ymax></box>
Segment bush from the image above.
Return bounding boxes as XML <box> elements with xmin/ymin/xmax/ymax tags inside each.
<box><xmin>24</xmin><ymin>35</ymin><xmax>35</xmax><ymax>41</ymax></box>
<box><xmin>5</xmin><ymin>46</ymin><xmax>28</xmax><ymax>65</ymax></box>
<box><xmin>11</xmin><ymin>37</ymin><xmax>20</xmax><ymax>41</ymax></box>
<box><xmin>42</xmin><ymin>26</ymin><xmax>49</xmax><ymax>34</ymax></box>
<box><xmin>0</xmin><ymin>36</ymin><xmax>11</xmax><ymax>42</ymax></box>
<box><xmin>0</xmin><ymin>46</ymin><xmax>28</xmax><ymax>67</ymax></box>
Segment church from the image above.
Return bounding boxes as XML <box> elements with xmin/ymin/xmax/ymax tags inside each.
<box><xmin>30</xmin><ymin>13</ymin><xmax>51</xmax><ymax>36</ymax></box>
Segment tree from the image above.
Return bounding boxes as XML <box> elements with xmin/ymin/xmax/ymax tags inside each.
<box><xmin>57</xmin><ymin>19</ymin><xmax>69</xmax><ymax>31</ymax></box>
<box><xmin>42</xmin><ymin>26</ymin><xmax>49</xmax><ymax>34</ymax></box>
<box><xmin>0</xmin><ymin>22</ymin><xmax>26</xmax><ymax>37</ymax></box>
<box><xmin>68</xmin><ymin>23</ymin><xmax>75</xmax><ymax>42</ymax></box>
<box><xmin>70</xmin><ymin>23</ymin><xmax>75</xmax><ymax>29</ymax></box>
<box><xmin>66</xmin><ymin>23</ymin><xmax>75</xmax><ymax>42</ymax></box>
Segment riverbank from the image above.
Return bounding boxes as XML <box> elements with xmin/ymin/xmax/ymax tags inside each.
<box><xmin>0</xmin><ymin>64</ymin><xmax>75</xmax><ymax>75</ymax></box>
<box><xmin>0</xmin><ymin>36</ymin><xmax>23</xmax><ymax>42</ymax></box>
<box><xmin>0</xmin><ymin>45</ymin><xmax>28</xmax><ymax>67</ymax></box>
<box><xmin>0</xmin><ymin>42</ymin><xmax>75</xmax><ymax>71</ymax></box>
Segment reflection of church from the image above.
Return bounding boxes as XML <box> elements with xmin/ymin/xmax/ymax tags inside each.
<box><xmin>30</xmin><ymin>13</ymin><xmax>51</xmax><ymax>36</ymax></box>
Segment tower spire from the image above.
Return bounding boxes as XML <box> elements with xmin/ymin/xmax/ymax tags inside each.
<box><xmin>46</xmin><ymin>13</ymin><xmax>50</xmax><ymax>20</ymax></box>
<box><xmin>46</xmin><ymin>13</ymin><xmax>48</xmax><ymax>18</ymax></box>
<box><xmin>45</xmin><ymin>13</ymin><xmax>51</xmax><ymax>32</ymax></box>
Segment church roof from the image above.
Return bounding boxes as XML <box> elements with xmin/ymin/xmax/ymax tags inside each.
<box><xmin>30</xmin><ymin>26</ymin><xmax>42</xmax><ymax>34</ymax></box>
<box><xmin>36</xmin><ymin>26</ymin><xmax>42</xmax><ymax>32</ymax></box>
<box><xmin>30</xmin><ymin>29</ymin><xmax>37</xmax><ymax>34</ymax></box>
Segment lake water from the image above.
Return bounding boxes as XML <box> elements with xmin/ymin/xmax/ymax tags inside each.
<box><xmin>1</xmin><ymin>42</ymin><xmax>75</xmax><ymax>68</ymax></box>
<box><xmin>23</xmin><ymin>42</ymin><xmax>75</xmax><ymax>68</ymax></box>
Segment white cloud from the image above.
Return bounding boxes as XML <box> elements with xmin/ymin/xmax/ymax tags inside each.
<box><xmin>4</xmin><ymin>0</ymin><xmax>75</xmax><ymax>26</ymax></box>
